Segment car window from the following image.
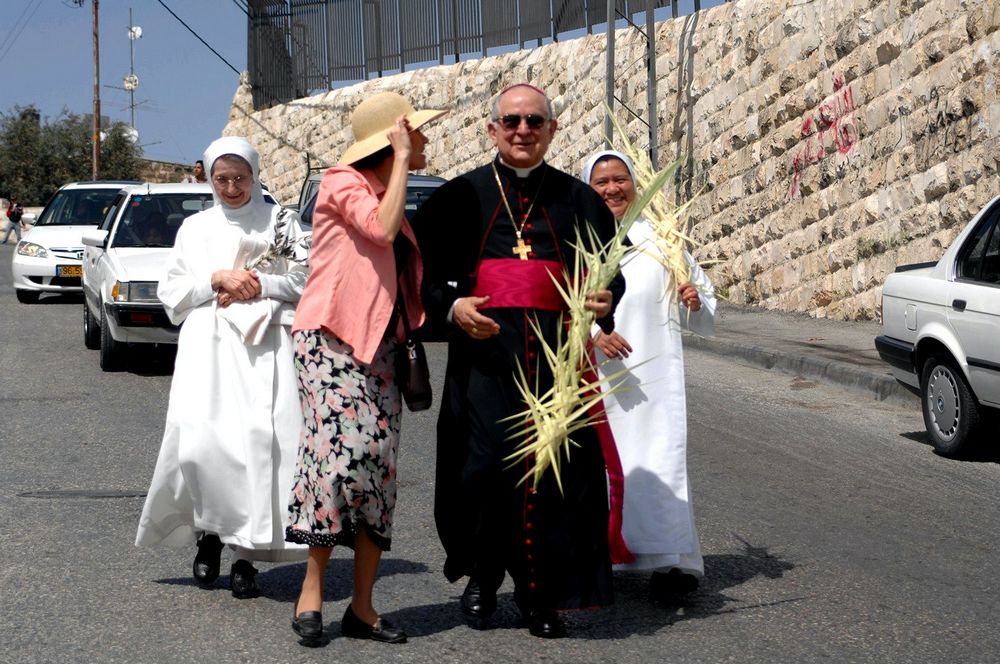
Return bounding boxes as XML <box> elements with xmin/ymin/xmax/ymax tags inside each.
<box><xmin>111</xmin><ymin>193</ymin><xmax>215</xmax><ymax>248</ymax></box>
<box><xmin>298</xmin><ymin>181</ymin><xmax>443</xmax><ymax>228</ymax></box>
<box><xmin>34</xmin><ymin>188</ymin><xmax>121</xmax><ymax>226</ymax></box>
<box><xmin>981</xmin><ymin>217</ymin><xmax>1000</xmax><ymax>285</ymax></box>
<box><xmin>956</xmin><ymin>204</ymin><xmax>1000</xmax><ymax>284</ymax></box>
<box><xmin>100</xmin><ymin>192</ymin><xmax>128</xmax><ymax>231</ymax></box>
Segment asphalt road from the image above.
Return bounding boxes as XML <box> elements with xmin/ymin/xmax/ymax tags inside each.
<box><xmin>1</xmin><ymin>243</ymin><xmax>998</xmax><ymax>663</ymax></box>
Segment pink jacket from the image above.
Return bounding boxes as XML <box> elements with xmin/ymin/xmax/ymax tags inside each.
<box><xmin>293</xmin><ymin>166</ymin><xmax>424</xmax><ymax>365</ymax></box>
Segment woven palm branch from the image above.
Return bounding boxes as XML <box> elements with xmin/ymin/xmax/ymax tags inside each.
<box><xmin>503</xmin><ymin>165</ymin><xmax>674</xmax><ymax>490</ymax></box>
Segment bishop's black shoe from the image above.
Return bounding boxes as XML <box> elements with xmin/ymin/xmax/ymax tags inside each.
<box><xmin>230</xmin><ymin>559</ymin><xmax>260</xmax><ymax>599</ymax></box>
<box><xmin>192</xmin><ymin>533</ymin><xmax>224</xmax><ymax>587</ymax></box>
<box><xmin>460</xmin><ymin>578</ymin><xmax>497</xmax><ymax>629</ymax></box>
<box><xmin>524</xmin><ymin>608</ymin><xmax>566</xmax><ymax>639</ymax></box>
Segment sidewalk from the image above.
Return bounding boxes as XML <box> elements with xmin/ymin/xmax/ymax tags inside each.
<box><xmin>683</xmin><ymin>301</ymin><xmax>916</xmax><ymax>404</ymax></box>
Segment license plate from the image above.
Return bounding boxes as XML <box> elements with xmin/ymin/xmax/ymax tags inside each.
<box><xmin>57</xmin><ymin>265</ymin><xmax>82</xmax><ymax>277</ymax></box>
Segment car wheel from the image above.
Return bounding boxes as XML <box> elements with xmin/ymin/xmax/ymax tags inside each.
<box><xmin>15</xmin><ymin>289</ymin><xmax>39</xmax><ymax>304</ymax></box>
<box><xmin>83</xmin><ymin>300</ymin><xmax>100</xmax><ymax>349</ymax></box>
<box><xmin>99</xmin><ymin>307</ymin><xmax>125</xmax><ymax>372</ymax></box>
<box><xmin>920</xmin><ymin>354</ymin><xmax>981</xmax><ymax>457</ymax></box>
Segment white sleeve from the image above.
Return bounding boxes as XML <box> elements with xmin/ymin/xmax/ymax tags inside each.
<box><xmin>680</xmin><ymin>251</ymin><xmax>716</xmax><ymax>337</ymax></box>
<box><xmin>157</xmin><ymin>221</ymin><xmax>215</xmax><ymax>325</ymax></box>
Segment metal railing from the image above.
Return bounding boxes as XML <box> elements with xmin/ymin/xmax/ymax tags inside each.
<box><xmin>246</xmin><ymin>0</ymin><xmax>708</xmax><ymax>109</ymax></box>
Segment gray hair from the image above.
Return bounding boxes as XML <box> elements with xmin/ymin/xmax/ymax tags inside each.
<box><xmin>490</xmin><ymin>84</ymin><xmax>555</xmax><ymax>120</ymax></box>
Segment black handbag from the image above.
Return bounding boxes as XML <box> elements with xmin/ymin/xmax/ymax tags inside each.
<box><xmin>394</xmin><ymin>293</ymin><xmax>432</xmax><ymax>412</ymax></box>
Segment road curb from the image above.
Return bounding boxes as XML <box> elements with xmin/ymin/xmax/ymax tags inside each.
<box><xmin>683</xmin><ymin>333</ymin><xmax>916</xmax><ymax>404</ymax></box>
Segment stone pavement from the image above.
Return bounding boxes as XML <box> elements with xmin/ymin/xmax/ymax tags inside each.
<box><xmin>683</xmin><ymin>301</ymin><xmax>916</xmax><ymax>404</ymax></box>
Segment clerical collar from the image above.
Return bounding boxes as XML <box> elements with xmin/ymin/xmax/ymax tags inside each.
<box><xmin>497</xmin><ymin>157</ymin><xmax>544</xmax><ymax>179</ymax></box>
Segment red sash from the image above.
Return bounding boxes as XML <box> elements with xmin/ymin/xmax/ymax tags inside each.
<box><xmin>584</xmin><ymin>352</ymin><xmax>635</xmax><ymax>565</ymax></box>
<box><xmin>471</xmin><ymin>259</ymin><xmax>565</xmax><ymax>310</ymax></box>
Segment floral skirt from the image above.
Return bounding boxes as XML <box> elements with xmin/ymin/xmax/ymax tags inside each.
<box><xmin>285</xmin><ymin>329</ymin><xmax>400</xmax><ymax>551</ymax></box>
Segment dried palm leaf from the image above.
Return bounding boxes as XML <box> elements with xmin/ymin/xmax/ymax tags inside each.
<box><xmin>503</xmin><ymin>164</ymin><xmax>674</xmax><ymax>490</ymax></box>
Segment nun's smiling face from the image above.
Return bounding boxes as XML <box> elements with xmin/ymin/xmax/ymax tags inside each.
<box><xmin>211</xmin><ymin>156</ymin><xmax>253</xmax><ymax>208</ymax></box>
<box><xmin>588</xmin><ymin>157</ymin><xmax>635</xmax><ymax>220</ymax></box>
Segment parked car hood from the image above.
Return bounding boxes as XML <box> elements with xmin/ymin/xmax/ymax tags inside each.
<box><xmin>21</xmin><ymin>224</ymin><xmax>94</xmax><ymax>248</ymax></box>
<box><xmin>109</xmin><ymin>247</ymin><xmax>172</xmax><ymax>283</ymax></box>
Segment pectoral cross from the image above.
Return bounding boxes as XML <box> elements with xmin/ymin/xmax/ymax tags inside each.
<box><xmin>512</xmin><ymin>236</ymin><xmax>531</xmax><ymax>260</ymax></box>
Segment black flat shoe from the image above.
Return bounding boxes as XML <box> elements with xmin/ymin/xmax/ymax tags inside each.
<box><xmin>230</xmin><ymin>560</ymin><xmax>260</xmax><ymax>599</ymax></box>
<box><xmin>292</xmin><ymin>610</ymin><xmax>326</xmax><ymax>648</ymax></box>
<box><xmin>650</xmin><ymin>568</ymin><xmax>699</xmax><ymax>602</ymax></box>
<box><xmin>525</xmin><ymin>609</ymin><xmax>566</xmax><ymax>639</ymax></box>
<box><xmin>460</xmin><ymin>578</ymin><xmax>496</xmax><ymax>629</ymax></box>
<box><xmin>341</xmin><ymin>604</ymin><xmax>407</xmax><ymax>644</ymax></box>
<box><xmin>192</xmin><ymin>533</ymin><xmax>224</xmax><ymax>587</ymax></box>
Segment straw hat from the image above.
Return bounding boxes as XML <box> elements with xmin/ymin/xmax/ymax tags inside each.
<box><xmin>339</xmin><ymin>91</ymin><xmax>447</xmax><ymax>165</ymax></box>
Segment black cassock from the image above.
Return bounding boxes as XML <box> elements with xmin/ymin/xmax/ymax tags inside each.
<box><xmin>412</xmin><ymin>158</ymin><xmax>623</xmax><ymax>611</ymax></box>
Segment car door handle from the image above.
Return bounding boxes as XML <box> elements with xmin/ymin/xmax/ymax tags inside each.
<box><xmin>952</xmin><ymin>299</ymin><xmax>966</xmax><ymax>312</ymax></box>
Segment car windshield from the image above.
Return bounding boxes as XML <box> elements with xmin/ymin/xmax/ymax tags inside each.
<box><xmin>111</xmin><ymin>193</ymin><xmax>215</xmax><ymax>248</ymax></box>
<box><xmin>34</xmin><ymin>188</ymin><xmax>120</xmax><ymax>226</ymax></box>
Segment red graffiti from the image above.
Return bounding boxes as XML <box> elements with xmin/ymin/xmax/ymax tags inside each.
<box><xmin>789</xmin><ymin>73</ymin><xmax>859</xmax><ymax>199</ymax></box>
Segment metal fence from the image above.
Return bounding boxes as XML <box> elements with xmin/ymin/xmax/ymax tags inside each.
<box><xmin>246</xmin><ymin>0</ymin><xmax>706</xmax><ymax>109</ymax></box>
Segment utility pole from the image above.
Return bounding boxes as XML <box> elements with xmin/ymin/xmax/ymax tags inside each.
<box><xmin>604</xmin><ymin>0</ymin><xmax>615</xmax><ymax>146</ymax></box>
<box><xmin>92</xmin><ymin>0</ymin><xmax>101</xmax><ymax>180</ymax></box>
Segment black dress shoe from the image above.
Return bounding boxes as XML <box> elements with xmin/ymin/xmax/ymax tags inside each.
<box><xmin>650</xmin><ymin>568</ymin><xmax>700</xmax><ymax>602</ymax></box>
<box><xmin>460</xmin><ymin>578</ymin><xmax>497</xmax><ymax>628</ymax></box>
<box><xmin>192</xmin><ymin>533</ymin><xmax>224</xmax><ymax>587</ymax></box>
<box><xmin>525</xmin><ymin>609</ymin><xmax>566</xmax><ymax>639</ymax></box>
<box><xmin>341</xmin><ymin>604</ymin><xmax>407</xmax><ymax>644</ymax></box>
<box><xmin>292</xmin><ymin>609</ymin><xmax>326</xmax><ymax>648</ymax></box>
<box><xmin>230</xmin><ymin>560</ymin><xmax>260</xmax><ymax>599</ymax></box>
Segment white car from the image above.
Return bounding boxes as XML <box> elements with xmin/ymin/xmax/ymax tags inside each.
<box><xmin>876</xmin><ymin>194</ymin><xmax>1000</xmax><ymax>457</ymax></box>
<box><xmin>82</xmin><ymin>183</ymin><xmax>215</xmax><ymax>371</ymax></box>
<box><xmin>11</xmin><ymin>181</ymin><xmax>137</xmax><ymax>303</ymax></box>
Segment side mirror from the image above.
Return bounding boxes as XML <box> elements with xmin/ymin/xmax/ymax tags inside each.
<box><xmin>81</xmin><ymin>228</ymin><xmax>109</xmax><ymax>248</ymax></box>
<box><xmin>21</xmin><ymin>212</ymin><xmax>36</xmax><ymax>224</ymax></box>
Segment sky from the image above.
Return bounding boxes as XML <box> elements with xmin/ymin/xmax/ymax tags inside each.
<box><xmin>0</xmin><ymin>0</ymin><xmax>726</xmax><ymax>168</ymax></box>
<box><xmin>0</xmin><ymin>0</ymin><xmax>247</xmax><ymax>166</ymax></box>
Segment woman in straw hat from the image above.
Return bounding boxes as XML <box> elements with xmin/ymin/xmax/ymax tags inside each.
<box><xmin>285</xmin><ymin>91</ymin><xmax>446</xmax><ymax>646</ymax></box>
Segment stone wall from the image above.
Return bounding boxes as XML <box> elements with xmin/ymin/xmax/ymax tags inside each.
<box><xmin>140</xmin><ymin>159</ymin><xmax>190</xmax><ymax>184</ymax></box>
<box><xmin>223</xmin><ymin>0</ymin><xmax>999</xmax><ymax>320</ymax></box>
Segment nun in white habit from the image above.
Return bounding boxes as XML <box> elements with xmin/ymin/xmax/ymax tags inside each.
<box><xmin>136</xmin><ymin>136</ymin><xmax>308</xmax><ymax>598</ymax></box>
<box><xmin>582</xmin><ymin>149</ymin><xmax>716</xmax><ymax>598</ymax></box>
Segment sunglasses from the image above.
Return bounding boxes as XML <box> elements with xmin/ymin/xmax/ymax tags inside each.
<box><xmin>494</xmin><ymin>113</ymin><xmax>548</xmax><ymax>130</ymax></box>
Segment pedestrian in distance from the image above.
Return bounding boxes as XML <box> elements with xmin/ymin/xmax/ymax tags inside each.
<box><xmin>135</xmin><ymin>136</ymin><xmax>310</xmax><ymax>598</ymax></box>
<box><xmin>284</xmin><ymin>91</ymin><xmax>445</xmax><ymax>647</ymax></box>
<box><xmin>3</xmin><ymin>195</ymin><xmax>25</xmax><ymax>244</ymax></box>
<box><xmin>411</xmin><ymin>83</ymin><xmax>622</xmax><ymax>639</ymax></box>
<box><xmin>181</xmin><ymin>159</ymin><xmax>208</xmax><ymax>183</ymax></box>
<box><xmin>582</xmin><ymin>149</ymin><xmax>716</xmax><ymax>600</ymax></box>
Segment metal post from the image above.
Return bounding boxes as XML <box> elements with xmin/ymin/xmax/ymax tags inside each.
<box><xmin>92</xmin><ymin>0</ymin><xmax>101</xmax><ymax>180</ymax></box>
<box><xmin>646</xmin><ymin>0</ymin><xmax>657</xmax><ymax>169</ymax></box>
<box><xmin>604</xmin><ymin>0</ymin><xmax>614</xmax><ymax>145</ymax></box>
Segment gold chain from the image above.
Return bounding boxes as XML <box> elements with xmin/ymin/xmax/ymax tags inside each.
<box><xmin>491</xmin><ymin>163</ymin><xmax>546</xmax><ymax>241</ymax></box>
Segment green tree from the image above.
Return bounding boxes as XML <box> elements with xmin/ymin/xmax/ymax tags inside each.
<box><xmin>0</xmin><ymin>105</ymin><xmax>143</xmax><ymax>206</ymax></box>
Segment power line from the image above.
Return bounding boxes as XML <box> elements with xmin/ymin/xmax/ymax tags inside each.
<box><xmin>155</xmin><ymin>0</ymin><xmax>241</xmax><ymax>76</ymax></box>
<box><xmin>0</xmin><ymin>0</ymin><xmax>44</xmax><ymax>67</ymax></box>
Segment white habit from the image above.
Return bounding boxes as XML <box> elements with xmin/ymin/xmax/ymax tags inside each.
<box><xmin>597</xmin><ymin>222</ymin><xmax>716</xmax><ymax>574</ymax></box>
<box><xmin>135</xmin><ymin>137</ymin><xmax>308</xmax><ymax>562</ymax></box>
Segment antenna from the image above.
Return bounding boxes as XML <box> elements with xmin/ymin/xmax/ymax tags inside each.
<box><xmin>124</xmin><ymin>7</ymin><xmax>142</xmax><ymax>136</ymax></box>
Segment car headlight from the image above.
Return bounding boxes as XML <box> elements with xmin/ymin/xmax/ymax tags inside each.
<box><xmin>112</xmin><ymin>280</ymin><xmax>159</xmax><ymax>303</ymax></box>
<box><xmin>16</xmin><ymin>242</ymin><xmax>48</xmax><ymax>258</ymax></box>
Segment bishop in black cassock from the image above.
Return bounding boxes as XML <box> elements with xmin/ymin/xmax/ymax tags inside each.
<box><xmin>411</xmin><ymin>83</ymin><xmax>623</xmax><ymax>638</ymax></box>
